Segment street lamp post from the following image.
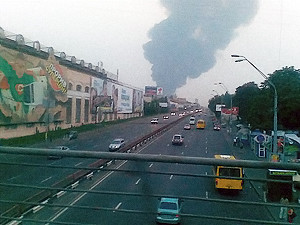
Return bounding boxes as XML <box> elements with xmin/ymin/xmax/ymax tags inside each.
<box><xmin>231</xmin><ymin>55</ymin><xmax>278</xmax><ymax>154</ymax></box>
<box><xmin>214</xmin><ymin>82</ymin><xmax>233</xmax><ymax>132</ymax></box>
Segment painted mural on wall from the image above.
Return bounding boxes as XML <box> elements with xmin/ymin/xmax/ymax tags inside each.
<box><xmin>0</xmin><ymin>46</ymin><xmax>68</xmax><ymax>125</ymax></box>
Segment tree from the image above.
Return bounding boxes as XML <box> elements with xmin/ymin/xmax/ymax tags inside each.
<box><xmin>233</xmin><ymin>82</ymin><xmax>260</xmax><ymax>125</ymax></box>
<box><xmin>267</xmin><ymin>66</ymin><xmax>300</xmax><ymax>129</ymax></box>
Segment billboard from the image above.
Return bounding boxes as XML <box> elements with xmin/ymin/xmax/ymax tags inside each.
<box><xmin>133</xmin><ymin>89</ymin><xmax>143</xmax><ymax>113</ymax></box>
<box><xmin>145</xmin><ymin>86</ymin><xmax>157</xmax><ymax>96</ymax></box>
<box><xmin>117</xmin><ymin>85</ymin><xmax>133</xmax><ymax>113</ymax></box>
<box><xmin>0</xmin><ymin>47</ymin><xmax>68</xmax><ymax>125</ymax></box>
<box><xmin>90</xmin><ymin>77</ymin><xmax>113</xmax><ymax>113</ymax></box>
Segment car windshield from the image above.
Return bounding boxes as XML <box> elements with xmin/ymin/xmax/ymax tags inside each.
<box><xmin>160</xmin><ymin>202</ymin><xmax>177</xmax><ymax>210</ymax></box>
<box><xmin>112</xmin><ymin>140</ymin><xmax>122</xmax><ymax>144</ymax></box>
<box><xmin>173</xmin><ymin>136</ymin><xmax>181</xmax><ymax>139</ymax></box>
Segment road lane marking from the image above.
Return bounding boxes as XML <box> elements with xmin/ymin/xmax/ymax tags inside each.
<box><xmin>7</xmin><ymin>175</ymin><xmax>21</xmax><ymax>181</ymax></box>
<box><xmin>75</xmin><ymin>162</ymin><xmax>83</xmax><ymax>167</ymax></box>
<box><xmin>48</xmin><ymin>160</ymin><xmax>128</xmax><ymax>223</ymax></box>
<box><xmin>113</xmin><ymin>202</ymin><xmax>122</xmax><ymax>212</ymax></box>
<box><xmin>41</xmin><ymin>176</ymin><xmax>52</xmax><ymax>183</ymax></box>
<box><xmin>206</xmin><ymin>191</ymin><xmax>208</xmax><ymax>198</ymax></box>
<box><xmin>135</xmin><ymin>178</ymin><xmax>141</xmax><ymax>185</ymax></box>
<box><xmin>170</xmin><ymin>175</ymin><xmax>173</xmax><ymax>180</ymax></box>
<box><xmin>149</xmin><ymin>163</ymin><xmax>153</xmax><ymax>168</ymax></box>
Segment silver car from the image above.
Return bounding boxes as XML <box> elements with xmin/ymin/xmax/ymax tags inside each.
<box><xmin>108</xmin><ymin>138</ymin><xmax>125</xmax><ymax>152</ymax></box>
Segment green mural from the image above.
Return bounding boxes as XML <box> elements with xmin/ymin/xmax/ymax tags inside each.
<box><xmin>0</xmin><ymin>47</ymin><xmax>68</xmax><ymax>125</ymax></box>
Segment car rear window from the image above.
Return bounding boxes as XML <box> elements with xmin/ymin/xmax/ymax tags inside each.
<box><xmin>160</xmin><ymin>202</ymin><xmax>177</xmax><ymax>210</ymax></box>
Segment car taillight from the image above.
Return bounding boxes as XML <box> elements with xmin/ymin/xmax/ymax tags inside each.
<box><xmin>176</xmin><ymin>214</ymin><xmax>179</xmax><ymax>218</ymax></box>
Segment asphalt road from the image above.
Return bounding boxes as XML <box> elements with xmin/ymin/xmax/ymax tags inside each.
<box><xmin>0</xmin><ymin>114</ymin><xmax>180</xmax><ymax>215</ymax></box>
<box><xmin>21</xmin><ymin>113</ymin><xmax>274</xmax><ymax>225</ymax></box>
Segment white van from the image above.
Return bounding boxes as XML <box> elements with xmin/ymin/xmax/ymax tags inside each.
<box><xmin>189</xmin><ymin>117</ymin><xmax>195</xmax><ymax>125</ymax></box>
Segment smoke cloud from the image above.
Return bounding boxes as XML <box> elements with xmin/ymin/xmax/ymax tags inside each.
<box><xmin>143</xmin><ymin>0</ymin><xmax>258</xmax><ymax>95</ymax></box>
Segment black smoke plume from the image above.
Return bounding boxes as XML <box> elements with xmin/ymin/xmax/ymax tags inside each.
<box><xmin>143</xmin><ymin>0</ymin><xmax>258</xmax><ymax>95</ymax></box>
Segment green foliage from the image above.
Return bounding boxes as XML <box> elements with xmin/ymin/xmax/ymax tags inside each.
<box><xmin>143</xmin><ymin>97</ymin><xmax>169</xmax><ymax>116</ymax></box>
<box><xmin>232</xmin><ymin>66</ymin><xmax>300</xmax><ymax>131</ymax></box>
<box><xmin>233</xmin><ymin>82</ymin><xmax>260</xmax><ymax>124</ymax></box>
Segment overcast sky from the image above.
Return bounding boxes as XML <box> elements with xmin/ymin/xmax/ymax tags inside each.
<box><xmin>1</xmin><ymin>0</ymin><xmax>299</xmax><ymax>106</ymax></box>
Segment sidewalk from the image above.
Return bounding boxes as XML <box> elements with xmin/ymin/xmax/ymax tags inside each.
<box><xmin>223</xmin><ymin>126</ymin><xmax>300</xmax><ymax>224</ymax></box>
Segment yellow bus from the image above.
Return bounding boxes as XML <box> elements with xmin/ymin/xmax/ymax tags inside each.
<box><xmin>196</xmin><ymin>119</ymin><xmax>206</xmax><ymax>129</ymax></box>
<box><xmin>214</xmin><ymin>155</ymin><xmax>244</xmax><ymax>191</ymax></box>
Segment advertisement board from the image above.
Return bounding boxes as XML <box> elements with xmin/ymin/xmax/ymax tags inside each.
<box><xmin>117</xmin><ymin>85</ymin><xmax>133</xmax><ymax>113</ymax></box>
<box><xmin>145</xmin><ymin>86</ymin><xmax>157</xmax><ymax>96</ymax></box>
<box><xmin>133</xmin><ymin>89</ymin><xmax>143</xmax><ymax>113</ymax></box>
<box><xmin>90</xmin><ymin>77</ymin><xmax>113</xmax><ymax>113</ymax></box>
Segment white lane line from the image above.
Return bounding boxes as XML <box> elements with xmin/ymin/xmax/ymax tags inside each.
<box><xmin>205</xmin><ymin>172</ymin><xmax>208</xmax><ymax>175</ymax></box>
<box><xmin>7</xmin><ymin>175</ymin><xmax>21</xmax><ymax>181</ymax></box>
<box><xmin>170</xmin><ymin>175</ymin><xmax>173</xmax><ymax>180</ymax></box>
<box><xmin>206</xmin><ymin>191</ymin><xmax>208</xmax><ymax>199</ymax></box>
<box><xmin>41</xmin><ymin>176</ymin><xmax>52</xmax><ymax>183</ymax></box>
<box><xmin>48</xmin><ymin>160</ymin><xmax>128</xmax><ymax>223</ymax></box>
<box><xmin>149</xmin><ymin>163</ymin><xmax>153</xmax><ymax>168</ymax></box>
<box><xmin>75</xmin><ymin>162</ymin><xmax>83</xmax><ymax>167</ymax></box>
<box><xmin>113</xmin><ymin>202</ymin><xmax>122</xmax><ymax>212</ymax></box>
<box><xmin>135</xmin><ymin>178</ymin><xmax>141</xmax><ymax>185</ymax></box>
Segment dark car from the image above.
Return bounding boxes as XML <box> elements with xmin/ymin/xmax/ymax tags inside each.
<box><xmin>68</xmin><ymin>131</ymin><xmax>78</xmax><ymax>140</ymax></box>
<box><xmin>172</xmin><ymin>134</ymin><xmax>184</xmax><ymax>145</ymax></box>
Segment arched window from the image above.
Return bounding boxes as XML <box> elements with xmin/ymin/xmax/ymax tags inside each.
<box><xmin>76</xmin><ymin>85</ymin><xmax>82</xmax><ymax>92</ymax></box>
<box><xmin>85</xmin><ymin>86</ymin><xmax>90</xmax><ymax>93</ymax></box>
<box><xmin>68</xmin><ymin>83</ymin><xmax>73</xmax><ymax>90</ymax></box>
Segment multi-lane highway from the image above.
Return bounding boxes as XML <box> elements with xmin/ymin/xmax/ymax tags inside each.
<box><xmin>1</xmin><ymin>113</ymin><xmax>272</xmax><ymax>224</ymax></box>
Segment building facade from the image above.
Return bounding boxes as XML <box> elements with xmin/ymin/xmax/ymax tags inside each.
<box><xmin>0</xmin><ymin>30</ymin><xmax>143</xmax><ymax>139</ymax></box>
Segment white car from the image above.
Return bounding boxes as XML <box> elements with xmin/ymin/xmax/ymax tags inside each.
<box><xmin>47</xmin><ymin>146</ymin><xmax>69</xmax><ymax>159</ymax></box>
<box><xmin>109</xmin><ymin>138</ymin><xmax>125</xmax><ymax>152</ymax></box>
<box><xmin>151</xmin><ymin>118</ymin><xmax>159</xmax><ymax>124</ymax></box>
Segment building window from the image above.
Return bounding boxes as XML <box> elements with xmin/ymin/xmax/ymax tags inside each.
<box><xmin>85</xmin><ymin>86</ymin><xmax>89</xmax><ymax>93</ymax></box>
<box><xmin>68</xmin><ymin>83</ymin><xmax>73</xmax><ymax>90</ymax></box>
<box><xmin>76</xmin><ymin>85</ymin><xmax>82</xmax><ymax>92</ymax></box>
<box><xmin>75</xmin><ymin>98</ymin><xmax>81</xmax><ymax>123</ymax></box>
<box><xmin>66</xmin><ymin>98</ymin><xmax>72</xmax><ymax>124</ymax></box>
<box><xmin>84</xmin><ymin>99</ymin><xmax>89</xmax><ymax>122</ymax></box>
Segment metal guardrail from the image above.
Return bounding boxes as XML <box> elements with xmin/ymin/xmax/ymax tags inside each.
<box><xmin>0</xmin><ymin>115</ymin><xmax>186</xmax><ymax>224</ymax></box>
<box><xmin>1</xmin><ymin>115</ymin><xmax>300</xmax><ymax>224</ymax></box>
